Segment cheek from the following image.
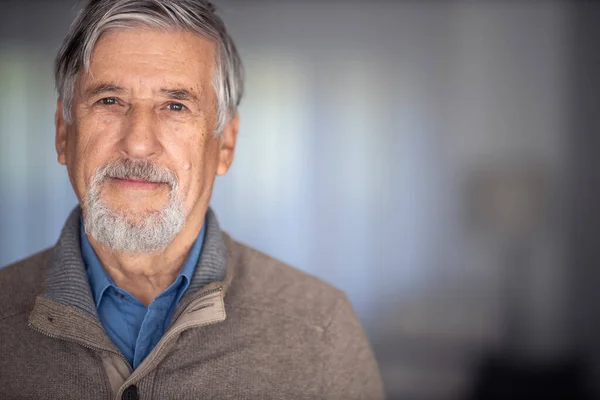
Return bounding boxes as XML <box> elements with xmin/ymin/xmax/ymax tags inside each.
<box><xmin>178</xmin><ymin>148</ymin><xmax>215</xmax><ymax>193</ymax></box>
<box><xmin>67</xmin><ymin>121</ymin><xmax>119</xmax><ymax>189</ymax></box>
<box><xmin>65</xmin><ymin>129</ymin><xmax>89</xmax><ymax>182</ymax></box>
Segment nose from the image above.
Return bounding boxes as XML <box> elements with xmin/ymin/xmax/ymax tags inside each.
<box><xmin>119</xmin><ymin>104</ymin><xmax>162</xmax><ymax>160</ymax></box>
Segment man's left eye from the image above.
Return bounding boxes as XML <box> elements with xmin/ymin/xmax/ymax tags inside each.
<box><xmin>168</xmin><ymin>103</ymin><xmax>186</xmax><ymax>112</ymax></box>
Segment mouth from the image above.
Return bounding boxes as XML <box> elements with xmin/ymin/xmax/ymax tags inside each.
<box><xmin>109</xmin><ymin>177</ymin><xmax>166</xmax><ymax>190</ymax></box>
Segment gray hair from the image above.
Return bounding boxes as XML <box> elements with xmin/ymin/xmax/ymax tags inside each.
<box><xmin>55</xmin><ymin>0</ymin><xmax>244</xmax><ymax>135</ymax></box>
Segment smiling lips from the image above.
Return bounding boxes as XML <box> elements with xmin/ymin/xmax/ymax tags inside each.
<box><xmin>110</xmin><ymin>177</ymin><xmax>165</xmax><ymax>190</ymax></box>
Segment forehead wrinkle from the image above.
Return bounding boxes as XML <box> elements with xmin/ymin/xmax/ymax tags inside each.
<box><xmin>81</xmin><ymin>29</ymin><xmax>215</xmax><ymax>107</ymax></box>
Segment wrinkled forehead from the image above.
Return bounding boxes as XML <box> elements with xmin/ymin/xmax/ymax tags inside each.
<box><xmin>77</xmin><ymin>27</ymin><xmax>218</xmax><ymax>98</ymax></box>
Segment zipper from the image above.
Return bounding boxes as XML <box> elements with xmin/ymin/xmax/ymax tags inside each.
<box><xmin>116</xmin><ymin>286</ymin><xmax>224</xmax><ymax>398</ymax></box>
<box><xmin>28</xmin><ymin>286</ymin><xmax>224</xmax><ymax>400</ymax></box>
<box><xmin>169</xmin><ymin>286</ymin><xmax>223</xmax><ymax>329</ymax></box>
<box><xmin>28</xmin><ymin>322</ymin><xmax>133</xmax><ymax>399</ymax></box>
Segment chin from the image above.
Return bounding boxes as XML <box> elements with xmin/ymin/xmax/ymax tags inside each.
<box><xmin>83</xmin><ymin>194</ymin><xmax>186</xmax><ymax>254</ymax></box>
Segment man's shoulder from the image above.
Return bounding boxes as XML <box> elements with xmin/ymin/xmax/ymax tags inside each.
<box><xmin>0</xmin><ymin>248</ymin><xmax>51</xmax><ymax>321</ymax></box>
<box><xmin>224</xmin><ymin>234</ymin><xmax>348</xmax><ymax>329</ymax></box>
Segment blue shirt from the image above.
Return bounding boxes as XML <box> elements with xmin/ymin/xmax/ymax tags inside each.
<box><xmin>81</xmin><ymin>220</ymin><xmax>205</xmax><ymax>369</ymax></box>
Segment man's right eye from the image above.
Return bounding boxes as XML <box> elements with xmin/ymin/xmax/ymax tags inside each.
<box><xmin>98</xmin><ymin>97</ymin><xmax>117</xmax><ymax>105</ymax></box>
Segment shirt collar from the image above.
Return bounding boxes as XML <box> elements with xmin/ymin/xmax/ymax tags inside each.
<box><xmin>80</xmin><ymin>217</ymin><xmax>206</xmax><ymax>309</ymax></box>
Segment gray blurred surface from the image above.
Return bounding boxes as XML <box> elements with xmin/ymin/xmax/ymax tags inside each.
<box><xmin>2</xmin><ymin>1</ymin><xmax>599</xmax><ymax>399</ymax></box>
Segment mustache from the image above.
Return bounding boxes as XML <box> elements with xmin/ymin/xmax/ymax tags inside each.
<box><xmin>96</xmin><ymin>159</ymin><xmax>178</xmax><ymax>189</ymax></box>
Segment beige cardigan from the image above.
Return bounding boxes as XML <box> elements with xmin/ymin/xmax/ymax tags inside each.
<box><xmin>0</xmin><ymin>208</ymin><xmax>384</xmax><ymax>399</ymax></box>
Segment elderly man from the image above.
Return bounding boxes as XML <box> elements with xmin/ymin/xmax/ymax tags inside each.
<box><xmin>0</xmin><ymin>0</ymin><xmax>384</xmax><ymax>399</ymax></box>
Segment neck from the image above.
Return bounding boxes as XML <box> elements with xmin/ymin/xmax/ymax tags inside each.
<box><xmin>87</xmin><ymin>217</ymin><xmax>203</xmax><ymax>306</ymax></box>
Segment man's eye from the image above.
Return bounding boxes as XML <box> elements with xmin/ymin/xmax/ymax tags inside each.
<box><xmin>168</xmin><ymin>103</ymin><xmax>186</xmax><ymax>112</ymax></box>
<box><xmin>98</xmin><ymin>97</ymin><xmax>117</xmax><ymax>105</ymax></box>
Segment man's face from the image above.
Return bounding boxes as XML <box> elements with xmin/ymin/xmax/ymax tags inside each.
<box><xmin>55</xmin><ymin>28</ymin><xmax>238</xmax><ymax>252</ymax></box>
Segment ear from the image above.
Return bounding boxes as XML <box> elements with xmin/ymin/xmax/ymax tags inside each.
<box><xmin>55</xmin><ymin>99</ymin><xmax>68</xmax><ymax>165</ymax></box>
<box><xmin>216</xmin><ymin>113</ymin><xmax>239</xmax><ymax>176</ymax></box>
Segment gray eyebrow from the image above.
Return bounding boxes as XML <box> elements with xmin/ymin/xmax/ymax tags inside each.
<box><xmin>81</xmin><ymin>85</ymin><xmax>200</xmax><ymax>103</ymax></box>
<box><xmin>159</xmin><ymin>88</ymin><xmax>199</xmax><ymax>102</ymax></box>
<box><xmin>82</xmin><ymin>83</ymin><xmax>125</xmax><ymax>100</ymax></box>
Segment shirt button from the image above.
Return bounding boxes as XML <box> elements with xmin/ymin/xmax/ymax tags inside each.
<box><xmin>122</xmin><ymin>385</ymin><xmax>138</xmax><ymax>400</ymax></box>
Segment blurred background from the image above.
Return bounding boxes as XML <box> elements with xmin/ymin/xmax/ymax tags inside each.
<box><xmin>1</xmin><ymin>1</ymin><xmax>600</xmax><ymax>399</ymax></box>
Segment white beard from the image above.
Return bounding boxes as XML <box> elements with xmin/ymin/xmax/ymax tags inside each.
<box><xmin>82</xmin><ymin>159</ymin><xmax>185</xmax><ymax>254</ymax></box>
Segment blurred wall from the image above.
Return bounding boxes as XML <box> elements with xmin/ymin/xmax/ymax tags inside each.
<box><xmin>0</xmin><ymin>1</ymin><xmax>584</xmax><ymax>399</ymax></box>
<box><xmin>568</xmin><ymin>5</ymin><xmax>600</xmax><ymax>399</ymax></box>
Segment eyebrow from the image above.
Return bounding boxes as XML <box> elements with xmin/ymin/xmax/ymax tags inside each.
<box><xmin>82</xmin><ymin>83</ymin><xmax>125</xmax><ymax>100</ymax></box>
<box><xmin>81</xmin><ymin>84</ymin><xmax>200</xmax><ymax>103</ymax></box>
<box><xmin>160</xmin><ymin>88</ymin><xmax>199</xmax><ymax>102</ymax></box>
